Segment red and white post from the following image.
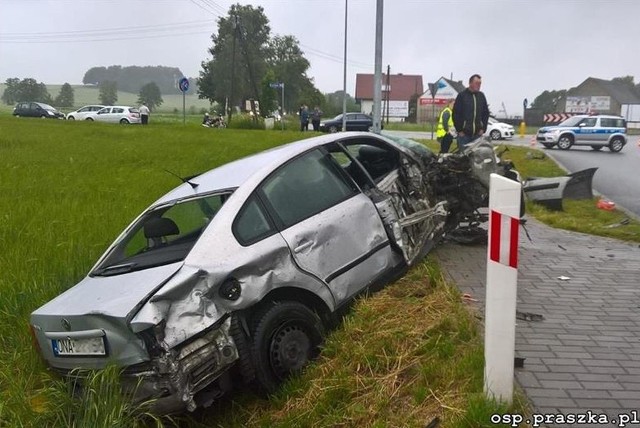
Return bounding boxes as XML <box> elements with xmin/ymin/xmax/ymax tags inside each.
<box><xmin>484</xmin><ymin>173</ymin><xmax>522</xmax><ymax>403</ymax></box>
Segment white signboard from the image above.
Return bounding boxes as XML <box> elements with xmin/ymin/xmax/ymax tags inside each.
<box><xmin>382</xmin><ymin>100</ymin><xmax>409</xmax><ymax>117</ymax></box>
<box><xmin>566</xmin><ymin>96</ymin><xmax>611</xmax><ymax>113</ymax></box>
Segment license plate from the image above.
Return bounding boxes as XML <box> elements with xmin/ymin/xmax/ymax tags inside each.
<box><xmin>52</xmin><ymin>336</ymin><xmax>106</xmax><ymax>357</ymax></box>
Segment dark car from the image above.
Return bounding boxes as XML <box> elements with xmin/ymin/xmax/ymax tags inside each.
<box><xmin>12</xmin><ymin>102</ymin><xmax>65</xmax><ymax>119</ymax></box>
<box><xmin>319</xmin><ymin>112</ymin><xmax>382</xmax><ymax>133</ymax></box>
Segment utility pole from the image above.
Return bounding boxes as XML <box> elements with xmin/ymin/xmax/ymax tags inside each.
<box><xmin>342</xmin><ymin>0</ymin><xmax>348</xmax><ymax>132</ymax></box>
<box><xmin>372</xmin><ymin>0</ymin><xmax>384</xmax><ymax>134</ymax></box>
<box><xmin>385</xmin><ymin>64</ymin><xmax>391</xmax><ymax>125</ymax></box>
<box><xmin>228</xmin><ymin>14</ymin><xmax>238</xmax><ymax>124</ymax></box>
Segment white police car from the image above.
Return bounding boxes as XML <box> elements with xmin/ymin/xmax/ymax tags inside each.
<box><xmin>536</xmin><ymin>114</ymin><xmax>627</xmax><ymax>152</ymax></box>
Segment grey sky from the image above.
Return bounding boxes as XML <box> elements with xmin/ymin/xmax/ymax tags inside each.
<box><xmin>1</xmin><ymin>0</ymin><xmax>639</xmax><ymax>116</ymax></box>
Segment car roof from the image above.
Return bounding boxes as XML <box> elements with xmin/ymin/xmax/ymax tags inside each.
<box><xmin>153</xmin><ymin>132</ymin><xmax>386</xmax><ymax>205</ymax></box>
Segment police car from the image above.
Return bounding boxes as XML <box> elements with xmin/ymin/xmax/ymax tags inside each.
<box><xmin>536</xmin><ymin>114</ymin><xmax>627</xmax><ymax>152</ymax></box>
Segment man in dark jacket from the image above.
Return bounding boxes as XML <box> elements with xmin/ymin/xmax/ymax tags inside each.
<box><xmin>452</xmin><ymin>74</ymin><xmax>489</xmax><ymax>151</ymax></box>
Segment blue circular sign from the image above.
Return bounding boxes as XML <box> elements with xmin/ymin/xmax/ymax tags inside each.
<box><xmin>178</xmin><ymin>77</ymin><xmax>190</xmax><ymax>93</ymax></box>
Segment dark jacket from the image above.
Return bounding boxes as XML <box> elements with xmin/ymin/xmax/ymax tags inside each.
<box><xmin>452</xmin><ymin>89</ymin><xmax>489</xmax><ymax>136</ymax></box>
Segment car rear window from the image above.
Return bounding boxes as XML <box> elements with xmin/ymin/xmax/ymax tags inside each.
<box><xmin>600</xmin><ymin>118</ymin><xmax>625</xmax><ymax>128</ymax></box>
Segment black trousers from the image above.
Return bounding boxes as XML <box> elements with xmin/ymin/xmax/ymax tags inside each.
<box><xmin>439</xmin><ymin>133</ymin><xmax>453</xmax><ymax>153</ymax></box>
<box><xmin>141</xmin><ymin>114</ymin><xmax>149</xmax><ymax>125</ymax></box>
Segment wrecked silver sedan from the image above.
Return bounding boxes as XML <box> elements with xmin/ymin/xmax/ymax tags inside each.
<box><xmin>30</xmin><ymin>132</ymin><xmax>506</xmax><ymax>413</ymax></box>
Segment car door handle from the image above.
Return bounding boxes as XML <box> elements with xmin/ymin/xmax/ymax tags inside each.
<box><xmin>293</xmin><ymin>240</ymin><xmax>313</xmax><ymax>253</ymax></box>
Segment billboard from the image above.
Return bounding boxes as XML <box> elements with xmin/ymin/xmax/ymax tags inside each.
<box><xmin>566</xmin><ymin>96</ymin><xmax>611</xmax><ymax>113</ymax></box>
<box><xmin>382</xmin><ymin>100</ymin><xmax>409</xmax><ymax>117</ymax></box>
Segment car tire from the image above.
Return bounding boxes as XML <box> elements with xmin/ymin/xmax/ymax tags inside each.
<box><xmin>557</xmin><ymin>135</ymin><xmax>573</xmax><ymax>150</ymax></box>
<box><xmin>490</xmin><ymin>130</ymin><xmax>501</xmax><ymax>140</ymax></box>
<box><xmin>542</xmin><ymin>143</ymin><xmax>555</xmax><ymax>149</ymax></box>
<box><xmin>229</xmin><ymin>314</ymin><xmax>255</xmax><ymax>384</ymax></box>
<box><xmin>40</xmin><ymin>115</ymin><xmax>47</xmax><ymax>119</ymax></box>
<box><xmin>609</xmin><ymin>137</ymin><xmax>624</xmax><ymax>153</ymax></box>
<box><xmin>120</xmin><ymin>119</ymin><xmax>129</xmax><ymax>124</ymax></box>
<box><xmin>249</xmin><ymin>301</ymin><xmax>324</xmax><ymax>394</ymax></box>
<box><xmin>590</xmin><ymin>145</ymin><xmax>603</xmax><ymax>151</ymax></box>
<box><xmin>329</xmin><ymin>125</ymin><xmax>338</xmax><ymax>133</ymax></box>
<box><xmin>68</xmin><ymin>116</ymin><xmax>75</xmax><ymax>121</ymax></box>
<box><xmin>85</xmin><ymin>118</ymin><xmax>94</xmax><ymax>121</ymax></box>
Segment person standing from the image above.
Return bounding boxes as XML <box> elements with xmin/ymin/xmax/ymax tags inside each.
<box><xmin>311</xmin><ymin>106</ymin><xmax>322</xmax><ymax>131</ymax></box>
<box><xmin>139</xmin><ymin>103</ymin><xmax>150</xmax><ymax>125</ymax></box>
<box><xmin>452</xmin><ymin>74</ymin><xmax>489</xmax><ymax>151</ymax></box>
<box><xmin>299</xmin><ymin>105</ymin><xmax>309</xmax><ymax>131</ymax></box>
<box><xmin>436</xmin><ymin>100</ymin><xmax>455</xmax><ymax>154</ymax></box>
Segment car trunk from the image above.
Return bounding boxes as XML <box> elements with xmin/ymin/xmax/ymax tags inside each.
<box><xmin>30</xmin><ymin>262</ymin><xmax>183</xmax><ymax>370</ymax></box>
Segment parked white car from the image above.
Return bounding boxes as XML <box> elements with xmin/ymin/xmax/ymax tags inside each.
<box><xmin>66</xmin><ymin>105</ymin><xmax>105</xmax><ymax>121</ymax></box>
<box><xmin>485</xmin><ymin>118</ymin><xmax>515</xmax><ymax>140</ymax></box>
<box><xmin>86</xmin><ymin>106</ymin><xmax>141</xmax><ymax>124</ymax></box>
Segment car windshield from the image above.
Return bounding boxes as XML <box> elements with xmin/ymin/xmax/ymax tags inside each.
<box><xmin>92</xmin><ymin>191</ymin><xmax>232</xmax><ymax>276</ymax></box>
<box><xmin>331</xmin><ymin>114</ymin><xmax>343</xmax><ymax>121</ymax></box>
<box><xmin>39</xmin><ymin>103</ymin><xmax>55</xmax><ymax>110</ymax></box>
<box><xmin>557</xmin><ymin>116</ymin><xmax>584</xmax><ymax>127</ymax></box>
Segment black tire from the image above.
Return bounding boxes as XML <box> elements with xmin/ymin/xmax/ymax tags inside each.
<box><xmin>249</xmin><ymin>301</ymin><xmax>324</xmax><ymax>394</ymax></box>
<box><xmin>542</xmin><ymin>143</ymin><xmax>554</xmax><ymax>149</ymax></box>
<box><xmin>609</xmin><ymin>137</ymin><xmax>624</xmax><ymax>153</ymax></box>
<box><xmin>590</xmin><ymin>145</ymin><xmax>603</xmax><ymax>151</ymax></box>
<box><xmin>329</xmin><ymin>125</ymin><xmax>338</xmax><ymax>133</ymax></box>
<box><xmin>85</xmin><ymin>118</ymin><xmax>94</xmax><ymax>121</ymax></box>
<box><xmin>490</xmin><ymin>129</ymin><xmax>501</xmax><ymax>140</ymax></box>
<box><xmin>229</xmin><ymin>314</ymin><xmax>255</xmax><ymax>384</ymax></box>
<box><xmin>68</xmin><ymin>116</ymin><xmax>75</xmax><ymax>121</ymax></box>
<box><xmin>40</xmin><ymin>115</ymin><xmax>47</xmax><ymax>119</ymax></box>
<box><xmin>120</xmin><ymin>118</ymin><xmax>129</xmax><ymax>124</ymax></box>
<box><xmin>557</xmin><ymin>135</ymin><xmax>573</xmax><ymax>150</ymax></box>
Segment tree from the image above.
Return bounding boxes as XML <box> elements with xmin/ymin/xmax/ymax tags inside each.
<box><xmin>198</xmin><ymin>4</ymin><xmax>272</xmax><ymax>114</ymax></box>
<box><xmin>323</xmin><ymin>90</ymin><xmax>358</xmax><ymax>117</ymax></box>
<box><xmin>260</xmin><ymin>69</ymin><xmax>278</xmax><ymax>116</ymax></box>
<box><xmin>5</xmin><ymin>78</ymin><xmax>52</xmax><ymax>104</ymax></box>
<box><xmin>137</xmin><ymin>82</ymin><xmax>163</xmax><ymax>111</ymax></box>
<box><xmin>530</xmin><ymin>89</ymin><xmax>567</xmax><ymax>113</ymax></box>
<box><xmin>1</xmin><ymin>78</ymin><xmax>20</xmax><ymax>105</ymax></box>
<box><xmin>55</xmin><ymin>83</ymin><xmax>74</xmax><ymax>108</ymax></box>
<box><xmin>99</xmin><ymin>81</ymin><xmax>118</xmax><ymax>105</ymax></box>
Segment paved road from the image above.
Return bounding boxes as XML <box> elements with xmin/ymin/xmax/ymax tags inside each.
<box><xmin>436</xmin><ymin>218</ymin><xmax>640</xmax><ymax>428</ymax></box>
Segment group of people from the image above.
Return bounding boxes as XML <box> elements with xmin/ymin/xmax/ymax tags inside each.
<box><xmin>436</xmin><ymin>74</ymin><xmax>489</xmax><ymax>154</ymax></box>
<box><xmin>299</xmin><ymin>105</ymin><xmax>323</xmax><ymax>131</ymax></box>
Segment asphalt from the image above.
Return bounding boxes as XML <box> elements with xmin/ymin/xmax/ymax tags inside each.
<box><xmin>435</xmin><ymin>218</ymin><xmax>640</xmax><ymax>428</ymax></box>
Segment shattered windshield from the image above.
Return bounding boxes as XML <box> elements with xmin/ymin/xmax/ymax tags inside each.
<box><xmin>92</xmin><ymin>192</ymin><xmax>232</xmax><ymax>276</ymax></box>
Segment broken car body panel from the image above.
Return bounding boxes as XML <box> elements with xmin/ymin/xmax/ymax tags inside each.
<box><xmin>30</xmin><ymin>132</ymin><xmax>507</xmax><ymax>413</ymax></box>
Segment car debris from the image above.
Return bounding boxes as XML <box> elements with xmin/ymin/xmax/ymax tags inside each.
<box><xmin>30</xmin><ymin>132</ymin><xmax>520</xmax><ymax>414</ymax></box>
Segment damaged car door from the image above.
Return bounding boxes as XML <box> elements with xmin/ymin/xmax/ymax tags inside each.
<box><xmin>325</xmin><ymin>137</ymin><xmax>448</xmax><ymax>266</ymax></box>
<box><xmin>258</xmin><ymin>148</ymin><xmax>401</xmax><ymax>304</ymax></box>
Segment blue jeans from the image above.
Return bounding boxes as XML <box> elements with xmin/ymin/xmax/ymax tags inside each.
<box><xmin>456</xmin><ymin>134</ymin><xmax>474</xmax><ymax>152</ymax></box>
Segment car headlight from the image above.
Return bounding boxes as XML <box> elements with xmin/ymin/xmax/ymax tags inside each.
<box><xmin>47</xmin><ymin>111</ymin><xmax>55</xmax><ymax>116</ymax></box>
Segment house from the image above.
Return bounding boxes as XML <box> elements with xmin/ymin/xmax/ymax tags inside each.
<box><xmin>563</xmin><ymin>77</ymin><xmax>640</xmax><ymax>127</ymax></box>
<box><xmin>354</xmin><ymin>73</ymin><xmax>423</xmax><ymax>121</ymax></box>
<box><xmin>416</xmin><ymin>77</ymin><xmax>466</xmax><ymax>124</ymax></box>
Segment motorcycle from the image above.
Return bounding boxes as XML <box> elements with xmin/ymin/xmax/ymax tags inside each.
<box><xmin>202</xmin><ymin>114</ymin><xmax>227</xmax><ymax>129</ymax></box>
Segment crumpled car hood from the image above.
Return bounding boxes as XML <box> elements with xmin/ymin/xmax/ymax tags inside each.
<box><xmin>32</xmin><ymin>262</ymin><xmax>183</xmax><ymax>320</ymax></box>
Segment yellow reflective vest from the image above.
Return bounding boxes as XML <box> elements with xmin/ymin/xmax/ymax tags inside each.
<box><xmin>436</xmin><ymin>106</ymin><xmax>454</xmax><ymax>138</ymax></box>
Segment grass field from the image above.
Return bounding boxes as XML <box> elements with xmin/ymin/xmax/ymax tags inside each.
<box><xmin>2</xmin><ymin>116</ymin><xmax>637</xmax><ymax>426</ymax></box>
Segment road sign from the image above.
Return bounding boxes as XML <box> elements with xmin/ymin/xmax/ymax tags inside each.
<box><xmin>178</xmin><ymin>77</ymin><xmax>190</xmax><ymax>93</ymax></box>
<box><xmin>269</xmin><ymin>82</ymin><xmax>283</xmax><ymax>89</ymax></box>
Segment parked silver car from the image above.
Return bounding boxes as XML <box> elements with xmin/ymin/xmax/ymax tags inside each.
<box><xmin>30</xmin><ymin>133</ymin><xmax>510</xmax><ymax>413</ymax></box>
<box><xmin>86</xmin><ymin>106</ymin><xmax>141</xmax><ymax>124</ymax></box>
<box><xmin>66</xmin><ymin>105</ymin><xmax>106</xmax><ymax>121</ymax></box>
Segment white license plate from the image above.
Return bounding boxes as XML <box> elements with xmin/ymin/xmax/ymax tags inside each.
<box><xmin>52</xmin><ymin>336</ymin><xmax>106</xmax><ymax>356</ymax></box>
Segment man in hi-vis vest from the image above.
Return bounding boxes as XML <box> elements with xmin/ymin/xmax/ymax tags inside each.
<box><xmin>436</xmin><ymin>100</ymin><xmax>455</xmax><ymax>154</ymax></box>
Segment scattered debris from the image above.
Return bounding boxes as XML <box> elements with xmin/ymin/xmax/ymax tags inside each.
<box><xmin>462</xmin><ymin>293</ymin><xmax>478</xmax><ymax>303</ymax></box>
<box><xmin>558</xmin><ymin>244</ymin><xmax>567</xmax><ymax>251</ymax></box>
<box><xmin>596</xmin><ymin>198</ymin><xmax>616</xmax><ymax>211</ymax></box>
<box><xmin>426</xmin><ymin>417</ymin><xmax>441</xmax><ymax>428</ymax></box>
<box><xmin>604</xmin><ymin>218</ymin><xmax>630</xmax><ymax>228</ymax></box>
<box><xmin>557</xmin><ymin>275</ymin><xmax>571</xmax><ymax>281</ymax></box>
<box><xmin>514</xmin><ymin>357</ymin><xmax>526</xmax><ymax>368</ymax></box>
<box><xmin>516</xmin><ymin>311</ymin><xmax>545</xmax><ymax>322</ymax></box>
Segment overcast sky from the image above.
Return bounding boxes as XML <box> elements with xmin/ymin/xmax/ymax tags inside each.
<box><xmin>1</xmin><ymin>0</ymin><xmax>639</xmax><ymax>116</ymax></box>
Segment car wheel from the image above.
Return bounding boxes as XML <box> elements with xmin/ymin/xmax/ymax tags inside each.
<box><xmin>120</xmin><ymin>118</ymin><xmax>129</xmax><ymax>124</ymax></box>
<box><xmin>85</xmin><ymin>118</ymin><xmax>94</xmax><ymax>121</ymax></box>
<box><xmin>609</xmin><ymin>137</ymin><xmax>624</xmax><ymax>153</ymax></box>
<box><xmin>542</xmin><ymin>143</ymin><xmax>555</xmax><ymax>149</ymax></box>
<box><xmin>249</xmin><ymin>301</ymin><xmax>324</xmax><ymax>394</ymax></box>
<box><xmin>40</xmin><ymin>115</ymin><xmax>47</xmax><ymax>119</ymax></box>
<box><xmin>490</xmin><ymin>129</ymin><xmax>501</xmax><ymax>140</ymax></box>
<box><xmin>68</xmin><ymin>116</ymin><xmax>75</xmax><ymax>121</ymax></box>
<box><xmin>557</xmin><ymin>135</ymin><xmax>573</xmax><ymax>150</ymax></box>
<box><xmin>329</xmin><ymin>125</ymin><xmax>338</xmax><ymax>133</ymax></box>
<box><xmin>590</xmin><ymin>145</ymin><xmax>603</xmax><ymax>151</ymax></box>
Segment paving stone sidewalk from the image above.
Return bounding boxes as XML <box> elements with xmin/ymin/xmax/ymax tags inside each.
<box><xmin>435</xmin><ymin>218</ymin><xmax>640</xmax><ymax>428</ymax></box>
